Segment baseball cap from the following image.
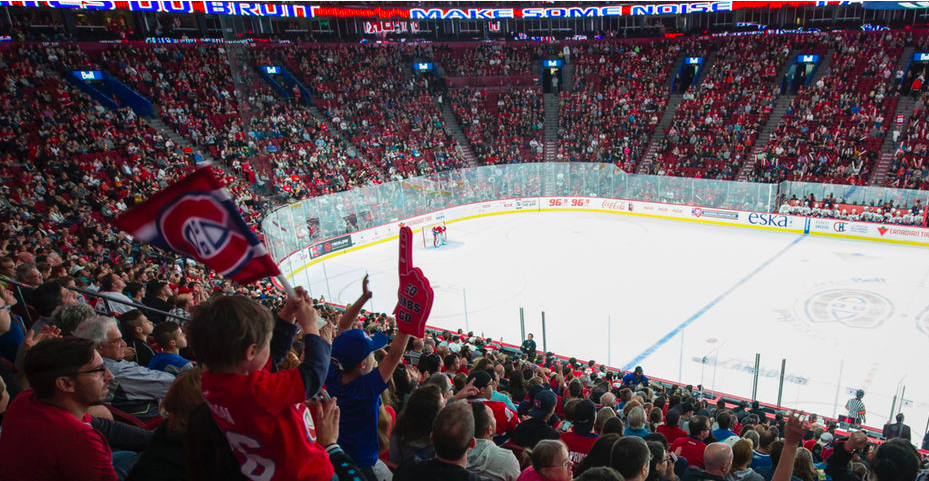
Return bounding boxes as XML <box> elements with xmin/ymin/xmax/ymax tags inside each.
<box><xmin>331</xmin><ymin>329</ymin><xmax>388</xmax><ymax>369</ymax></box>
<box><xmin>69</xmin><ymin>265</ymin><xmax>85</xmax><ymax>275</ymax></box>
<box><xmin>574</xmin><ymin>399</ymin><xmax>596</xmax><ymax>434</ymax></box>
<box><xmin>817</xmin><ymin>433</ymin><xmax>833</xmax><ymax>446</ymax></box>
<box><xmin>467</xmin><ymin>370</ymin><xmax>492</xmax><ymax>390</ymax></box>
<box><xmin>531</xmin><ymin>390</ymin><xmax>557</xmax><ymax>418</ymax></box>
<box><xmin>528</xmin><ymin>384</ymin><xmax>545</xmax><ymax>401</ymax></box>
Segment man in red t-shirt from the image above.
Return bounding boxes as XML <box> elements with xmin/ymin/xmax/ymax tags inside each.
<box><xmin>466</xmin><ymin>370</ymin><xmax>518</xmax><ymax>436</ymax></box>
<box><xmin>0</xmin><ymin>337</ymin><xmax>118</xmax><ymax>481</ymax></box>
<box><xmin>190</xmin><ymin>292</ymin><xmax>334</xmax><ymax>481</ymax></box>
<box><xmin>657</xmin><ymin>408</ymin><xmax>689</xmax><ymax>445</ymax></box>
<box><xmin>561</xmin><ymin>399</ymin><xmax>599</xmax><ymax>465</ymax></box>
<box><xmin>670</xmin><ymin>414</ymin><xmax>711</xmax><ymax>469</ymax></box>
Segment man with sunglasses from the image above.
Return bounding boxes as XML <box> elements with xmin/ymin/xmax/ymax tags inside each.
<box><xmin>0</xmin><ymin>337</ymin><xmax>119</xmax><ymax>480</ymax></box>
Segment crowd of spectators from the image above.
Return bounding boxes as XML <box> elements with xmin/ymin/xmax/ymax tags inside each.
<box><xmin>450</xmin><ymin>87</ymin><xmax>544</xmax><ymax>164</ymax></box>
<box><xmin>558</xmin><ymin>40</ymin><xmax>685</xmax><ymax>171</ymax></box>
<box><xmin>649</xmin><ymin>37</ymin><xmax>786</xmax><ymax>179</ymax></box>
<box><xmin>1</xmin><ymin>10</ymin><xmax>72</xmax><ymax>42</ymax></box>
<box><xmin>437</xmin><ymin>43</ymin><xmax>536</xmax><ymax>77</ymax></box>
<box><xmin>2</xmin><ymin>265</ymin><xmax>927</xmax><ymax>481</ymax></box>
<box><xmin>0</xmin><ymin>44</ymin><xmax>263</xmax><ymax>225</ymax></box>
<box><xmin>278</xmin><ymin>44</ymin><xmax>467</xmax><ymax>181</ymax></box>
<box><xmin>750</xmin><ymin>31</ymin><xmax>904</xmax><ymax>185</ymax></box>
<box><xmin>4</xmin><ymin>33</ymin><xmax>929</xmax><ymax>481</ymax></box>
<box><xmin>888</xmin><ymin>91</ymin><xmax>929</xmax><ymax>189</ymax></box>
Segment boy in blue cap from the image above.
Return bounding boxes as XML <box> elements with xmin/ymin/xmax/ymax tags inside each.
<box><xmin>327</xmin><ymin>277</ymin><xmax>416</xmax><ymax>480</ymax></box>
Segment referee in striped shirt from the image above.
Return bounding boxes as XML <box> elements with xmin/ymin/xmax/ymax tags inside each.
<box><xmin>845</xmin><ymin>389</ymin><xmax>867</xmax><ymax>425</ymax></box>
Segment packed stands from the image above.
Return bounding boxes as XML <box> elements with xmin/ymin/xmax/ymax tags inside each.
<box><xmin>649</xmin><ymin>37</ymin><xmax>787</xmax><ymax>179</ymax></box>
<box><xmin>558</xmin><ymin>40</ymin><xmax>685</xmax><ymax>170</ymax></box>
<box><xmin>450</xmin><ymin>87</ymin><xmax>544</xmax><ymax>164</ymax></box>
<box><xmin>888</xmin><ymin>91</ymin><xmax>929</xmax><ymax>189</ymax></box>
<box><xmin>277</xmin><ymin>44</ymin><xmax>467</xmax><ymax>179</ymax></box>
<box><xmin>3</xmin><ymin>28</ymin><xmax>929</xmax><ymax>481</ymax></box>
<box><xmin>436</xmin><ymin>42</ymin><xmax>536</xmax><ymax>77</ymax></box>
<box><xmin>750</xmin><ymin>31</ymin><xmax>903</xmax><ymax>185</ymax></box>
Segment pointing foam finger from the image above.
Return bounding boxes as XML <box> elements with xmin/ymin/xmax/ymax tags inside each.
<box><xmin>398</xmin><ymin>226</ymin><xmax>413</xmax><ymax>275</ymax></box>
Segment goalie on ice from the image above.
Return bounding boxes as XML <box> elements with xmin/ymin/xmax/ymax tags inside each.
<box><xmin>431</xmin><ymin>224</ymin><xmax>447</xmax><ymax>247</ymax></box>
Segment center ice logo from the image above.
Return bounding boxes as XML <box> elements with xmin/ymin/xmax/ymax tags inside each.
<box><xmin>803</xmin><ymin>289</ymin><xmax>893</xmax><ymax>328</ymax></box>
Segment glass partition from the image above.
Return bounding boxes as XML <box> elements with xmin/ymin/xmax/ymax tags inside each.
<box><xmin>780</xmin><ymin>181</ymin><xmax>929</xmax><ymax>208</ymax></box>
<box><xmin>262</xmin><ymin>163</ymin><xmax>784</xmax><ymax>263</ymax></box>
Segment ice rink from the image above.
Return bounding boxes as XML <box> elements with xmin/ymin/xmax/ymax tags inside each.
<box><xmin>296</xmin><ymin>210</ymin><xmax>929</xmax><ymax>441</ymax></box>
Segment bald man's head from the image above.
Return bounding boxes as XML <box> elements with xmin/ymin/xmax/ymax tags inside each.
<box><xmin>704</xmin><ymin>442</ymin><xmax>733</xmax><ymax>476</ymax></box>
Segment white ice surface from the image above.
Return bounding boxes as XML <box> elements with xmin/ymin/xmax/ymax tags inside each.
<box><xmin>295</xmin><ymin>210</ymin><xmax>929</xmax><ymax>442</ymax></box>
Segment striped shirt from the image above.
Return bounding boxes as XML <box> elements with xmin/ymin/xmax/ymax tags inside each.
<box><xmin>846</xmin><ymin>398</ymin><xmax>866</xmax><ymax>422</ymax></box>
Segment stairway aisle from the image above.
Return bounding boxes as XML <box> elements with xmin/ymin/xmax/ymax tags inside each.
<box><xmin>543</xmin><ymin>92</ymin><xmax>559</xmax><ymax>162</ymax></box>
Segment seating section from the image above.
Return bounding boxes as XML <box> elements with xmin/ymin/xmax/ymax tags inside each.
<box><xmin>280</xmin><ymin>44</ymin><xmax>467</xmax><ymax>181</ymax></box>
<box><xmin>0</xmin><ymin>44</ymin><xmax>263</xmax><ymax>228</ymax></box>
<box><xmin>3</xmin><ymin>35</ymin><xmax>927</xmax><ymax>480</ymax></box>
<box><xmin>750</xmin><ymin>31</ymin><xmax>903</xmax><ymax>184</ymax></box>
<box><xmin>558</xmin><ymin>40</ymin><xmax>684</xmax><ymax>170</ymax></box>
<box><xmin>450</xmin><ymin>87</ymin><xmax>544</xmax><ymax>164</ymax></box>
<box><xmin>436</xmin><ymin>43</ymin><xmax>535</xmax><ymax>77</ymax></box>
<box><xmin>888</xmin><ymin>90</ymin><xmax>929</xmax><ymax>189</ymax></box>
<box><xmin>650</xmin><ymin>37</ymin><xmax>788</xmax><ymax>179</ymax></box>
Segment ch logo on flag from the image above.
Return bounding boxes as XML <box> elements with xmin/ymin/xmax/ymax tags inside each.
<box><xmin>114</xmin><ymin>167</ymin><xmax>280</xmax><ymax>285</ymax></box>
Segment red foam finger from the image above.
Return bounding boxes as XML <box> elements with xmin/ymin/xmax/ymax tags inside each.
<box><xmin>398</xmin><ymin>226</ymin><xmax>414</xmax><ymax>275</ymax></box>
<box><xmin>394</xmin><ymin>236</ymin><xmax>434</xmax><ymax>338</ymax></box>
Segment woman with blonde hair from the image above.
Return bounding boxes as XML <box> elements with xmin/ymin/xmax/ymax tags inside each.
<box><xmin>595</xmin><ymin>406</ymin><xmax>616</xmax><ymax>434</ymax></box>
<box><xmin>742</xmin><ymin>430</ymin><xmax>760</xmax><ymax>449</ymax></box>
<box><xmin>792</xmin><ymin>447</ymin><xmax>818</xmax><ymax>481</ymax></box>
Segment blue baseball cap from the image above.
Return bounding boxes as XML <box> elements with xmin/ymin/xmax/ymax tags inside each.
<box><xmin>331</xmin><ymin>329</ymin><xmax>388</xmax><ymax>368</ymax></box>
<box><xmin>531</xmin><ymin>390</ymin><xmax>557</xmax><ymax>418</ymax></box>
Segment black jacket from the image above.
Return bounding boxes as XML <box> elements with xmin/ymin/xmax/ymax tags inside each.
<box><xmin>681</xmin><ymin>466</ymin><xmax>728</xmax><ymax>481</ymax></box>
<box><xmin>825</xmin><ymin>440</ymin><xmax>861</xmax><ymax>481</ymax></box>
<box><xmin>125</xmin><ymin>424</ymin><xmax>186</xmax><ymax>481</ymax></box>
<box><xmin>142</xmin><ymin>297</ymin><xmax>173</xmax><ymax>324</ymax></box>
<box><xmin>882</xmin><ymin>422</ymin><xmax>911</xmax><ymax>441</ymax></box>
<box><xmin>126</xmin><ymin>337</ymin><xmax>156</xmax><ymax>368</ymax></box>
<box><xmin>510</xmin><ymin>417</ymin><xmax>560</xmax><ymax>449</ymax></box>
<box><xmin>394</xmin><ymin>458</ymin><xmax>490</xmax><ymax>481</ymax></box>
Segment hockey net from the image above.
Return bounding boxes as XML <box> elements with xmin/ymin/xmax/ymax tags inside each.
<box><xmin>422</xmin><ymin>222</ymin><xmax>448</xmax><ymax>248</ymax></box>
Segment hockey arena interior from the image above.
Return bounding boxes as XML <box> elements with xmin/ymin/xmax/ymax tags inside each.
<box><xmin>1</xmin><ymin>1</ymin><xmax>929</xmax><ymax>480</ymax></box>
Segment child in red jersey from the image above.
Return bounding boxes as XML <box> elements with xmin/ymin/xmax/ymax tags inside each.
<box><xmin>187</xmin><ymin>289</ymin><xmax>334</xmax><ymax>481</ymax></box>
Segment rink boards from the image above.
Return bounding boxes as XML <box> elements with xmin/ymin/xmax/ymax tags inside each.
<box><xmin>281</xmin><ymin>196</ymin><xmax>929</xmax><ymax>282</ymax></box>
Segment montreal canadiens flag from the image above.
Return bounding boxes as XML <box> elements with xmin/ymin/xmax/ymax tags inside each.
<box><xmin>113</xmin><ymin>166</ymin><xmax>280</xmax><ymax>285</ymax></box>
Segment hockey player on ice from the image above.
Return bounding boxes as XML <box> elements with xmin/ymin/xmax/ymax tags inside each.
<box><xmin>432</xmin><ymin>225</ymin><xmax>447</xmax><ymax>247</ymax></box>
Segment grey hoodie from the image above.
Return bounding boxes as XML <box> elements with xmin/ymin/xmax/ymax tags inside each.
<box><xmin>728</xmin><ymin>467</ymin><xmax>765</xmax><ymax>481</ymax></box>
<box><xmin>466</xmin><ymin>438</ymin><xmax>521</xmax><ymax>481</ymax></box>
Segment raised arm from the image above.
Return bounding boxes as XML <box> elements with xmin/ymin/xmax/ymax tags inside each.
<box><xmin>378</xmin><ymin>331</ymin><xmax>412</xmax><ymax>383</ymax></box>
<box><xmin>772</xmin><ymin>415</ymin><xmax>808</xmax><ymax>481</ymax></box>
<box><xmin>337</xmin><ymin>274</ymin><xmax>372</xmax><ymax>335</ymax></box>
